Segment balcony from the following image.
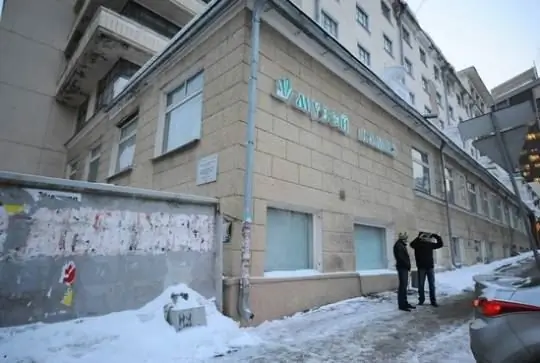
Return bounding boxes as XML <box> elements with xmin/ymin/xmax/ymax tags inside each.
<box><xmin>56</xmin><ymin>6</ymin><xmax>169</xmax><ymax>106</ymax></box>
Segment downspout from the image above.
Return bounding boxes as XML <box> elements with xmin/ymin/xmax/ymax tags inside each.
<box><xmin>238</xmin><ymin>0</ymin><xmax>266</xmax><ymax>323</ymax></box>
<box><xmin>392</xmin><ymin>0</ymin><xmax>405</xmax><ymax>66</ymax></box>
<box><xmin>314</xmin><ymin>0</ymin><xmax>320</xmax><ymax>23</ymax></box>
<box><xmin>440</xmin><ymin>141</ymin><xmax>458</xmax><ymax>269</ymax></box>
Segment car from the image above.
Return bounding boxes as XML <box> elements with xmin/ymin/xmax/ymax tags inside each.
<box><xmin>469</xmin><ymin>256</ymin><xmax>540</xmax><ymax>363</ymax></box>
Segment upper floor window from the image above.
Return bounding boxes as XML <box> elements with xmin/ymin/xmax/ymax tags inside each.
<box><xmin>492</xmin><ymin>196</ymin><xmax>502</xmax><ymax>221</ymax></box>
<box><xmin>383</xmin><ymin>34</ymin><xmax>393</xmax><ymax>56</ymax></box>
<box><xmin>456</xmin><ymin>94</ymin><xmax>462</xmax><ymax>106</ymax></box>
<box><xmin>424</xmin><ymin>105</ymin><xmax>431</xmax><ymax>114</ymax></box>
<box><xmin>321</xmin><ymin>11</ymin><xmax>338</xmax><ymax>38</ymax></box>
<box><xmin>409</xmin><ymin>92</ymin><xmax>415</xmax><ymax>105</ymax></box>
<box><xmin>481</xmin><ymin>190</ymin><xmax>490</xmax><ymax>217</ymax></box>
<box><xmin>161</xmin><ymin>71</ymin><xmax>204</xmax><ymax>154</ymax></box>
<box><xmin>381</xmin><ymin>1</ymin><xmax>392</xmax><ymax>22</ymax></box>
<box><xmin>404</xmin><ymin>57</ymin><xmax>413</xmax><ymax>76</ymax></box>
<box><xmin>422</xmin><ymin>76</ymin><xmax>428</xmax><ymax>92</ymax></box>
<box><xmin>358</xmin><ymin>44</ymin><xmax>371</xmax><ymax>66</ymax></box>
<box><xmin>419</xmin><ymin>48</ymin><xmax>426</xmax><ymax>65</ymax></box>
<box><xmin>356</xmin><ymin>5</ymin><xmax>369</xmax><ymax>30</ymax></box>
<box><xmin>402</xmin><ymin>26</ymin><xmax>411</xmax><ymax>46</ymax></box>
<box><xmin>433</xmin><ymin>65</ymin><xmax>440</xmax><ymax>81</ymax></box>
<box><xmin>76</xmin><ymin>98</ymin><xmax>89</xmax><ymax>132</ymax></box>
<box><xmin>113</xmin><ymin>114</ymin><xmax>138</xmax><ymax>174</ymax></box>
<box><xmin>66</xmin><ymin>160</ymin><xmax>79</xmax><ymax>180</ymax></box>
<box><xmin>467</xmin><ymin>182</ymin><xmax>477</xmax><ymax>213</ymax></box>
<box><xmin>445</xmin><ymin>168</ymin><xmax>455</xmax><ymax>203</ymax></box>
<box><xmin>96</xmin><ymin>59</ymin><xmax>139</xmax><ymax>112</ymax></box>
<box><xmin>121</xmin><ymin>1</ymin><xmax>180</xmax><ymax>38</ymax></box>
<box><xmin>86</xmin><ymin>145</ymin><xmax>101</xmax><ymax>182</ymax></box>
<box><xmin>412</xmin><ymin>148</ymin><xmax>430</xmax><ymax>193</ymax></box>
<box><xmin>436</xmin><ymin>92</ymin><xmax>442</xmax><ymax>106</ymax></box>
<box><xmin>449</xmin><ymin>106</ymin><xmax>454</xmax><ymax>120</ymax></box>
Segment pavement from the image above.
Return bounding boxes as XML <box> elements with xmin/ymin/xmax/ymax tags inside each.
<box><xmin>209</xmin><ymin>291</ymin><xmax>475</xmax><ymax>363</ymax></box>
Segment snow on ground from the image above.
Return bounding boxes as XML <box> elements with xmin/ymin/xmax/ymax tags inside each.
<box><xmin>0</xmin><ymin>284</ymin><xmax>260</xmax><ymax>363</ymax></box>
<box><xmin>0</xmin><ymin>252</ymin><xmax>535</xmax><ymax>363</ymax></box>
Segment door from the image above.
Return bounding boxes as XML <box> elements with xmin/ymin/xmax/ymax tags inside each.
<box><xmin>451</xmin><ymin>237</ymin><xmax>462</xmax><ymax>265</ymax></box>
<box><xmin>354</xmin><ymin>225</ymin><xmax>386</xmax><ymax>270</ymax></box>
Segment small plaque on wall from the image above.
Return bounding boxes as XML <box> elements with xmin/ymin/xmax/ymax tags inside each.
<box><xmin>196</xmin><ymin>153</ymin><xmax>218</xmax><ymax>185</ymax></box>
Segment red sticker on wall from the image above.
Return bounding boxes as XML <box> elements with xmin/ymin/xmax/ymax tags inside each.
<box><xmin>60</xmin><ymin>261</ymin><xmax>76</xmax><ymax>285</ymax></box>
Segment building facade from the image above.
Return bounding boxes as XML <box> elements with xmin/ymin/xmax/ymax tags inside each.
<box><xmin>21</xmin><ymin>0</ymin><xmax>526</xmax><ymax>324</ymax></box>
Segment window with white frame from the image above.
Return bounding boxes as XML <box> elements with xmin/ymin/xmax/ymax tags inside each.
<box><xmin>357</xmin><ymin>44</ymin><xmax>370</xmax><ymax>66</ymax></box>
<box><xmin>492</xmin><ymin>195</ymin><xmax>502</xmax><ymax>221</ymax></box>
<box><xmin>356</xmin><ymin>5</ymin><xmax>369</xmax><ymax>30</ymax></box>
<box><xmin>481</xmin><ymin>190</ymin><xmax>490</xmax><ymax>217</ymax></box>
<box><xmin>503</xmin><ymin>203</ymin><xmax>510</xmax><ymax>224</ymax></box>
<box><xmin>467</xmin><ymin>181</ymin><xmax>477</xmax><ymax>213</ymax></box>
<box><xmin>422</xmin><ymin>76</ymin><xmax>428</xmax><ymax>92</ymax></box>
<box><xmin>409</xmin><ymin>91</ymin><xmax>415</xmax><ymax>105</ymax></box>
<box><xmin>86</xmin><ymin>145</ymin><xmax>101</xmax><ymax>182</ymax></box>
<box><xmin>449</xmin><ymin>106</ymin><xmax>454</xmax><ymax>120</ymax></box>
<box><xmin>412</xmin><ymin>148</ymin><xmax>431</xmax><ymax>193</ymax></box>
<box><xmin>511</xmin><ymin>207</ymin><xmax>518</xmax><ymax>228</ymax></box>
<box><xmin>444</xmin><ymin>167</ymin><xmax>455</xmax><ymax>203</ymax></box>
<box><xmin>162</xmin><ymin>71</ymin><xmax>204</xmax><ymax>154</ymax></box>
<box><xmin>436</xmin><ymin>92</ymin><xmax>442</xmax><ymax>107</ymax></box>
<box><xmin>383</xmin><ymin>34</ymin><xmax>393</xmax><ymax>56</ymax></box>
<box><xmin>76</xmin><ymin>98</ymin><xmax>89</xmax><ymax>132</ymax></box>
<box><xmin>381</xmin><ymin>1</ymin><xmax>391</xmax><ymax>21</ymax></box>
<box><xmin>402</xmin><ymin>26</ymin><xmax>411</xmax><ymax>46</ymax></box>
<box><xmin>354</xmin><ymin>224</ymin><xmax>387</xmax><ymax>270</ymax></box>
<box><xmin>96</xmin><ymin>59</ymin><xmax>139</xmax><ymax>111</ymax></box>
<box><xmin>433</xmin><ymin>65</ymin><xmax>440</xmax><ymax>81</ymax></box>
<box><xmin>265</xmin><ymin>208</ymin><xmax>314</xmax><ymax>273</ymax></box>
<box><xmin>321</xmin><ymin>11</ymin><xmax>338</xmax><ymax>38</ymax></box>
<box><xmin>113</xmin><ymin>114</ymin><xmax>138</xmax><ymax>174</ymax></box>
<box><xmin>404</xmin><ymin>57</ymin><xmax>413</xmax><ymax>76</ymax></box>
<box><xmin>66</xmin><ymin>160</ymin><xmax>79</xmax><ymax>180</ymax></box>
<box><xmin>419</xmin><ymin>48</ymin><xmax>426</xmax><ymax>65</ymax></box>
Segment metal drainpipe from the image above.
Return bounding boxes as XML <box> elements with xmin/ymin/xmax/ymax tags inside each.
<box><xmin>314</xmin><ymin>0</ymin><xmax>320</xmax><ymax>23</ymax></box>
<box><xmin>238</xmin><ymin>0</ymin><xmax>266</xmax><ymax>323</ymax></box>
<box><xmin>439</xmin><ymin>141</ymin><xmax>458</xmax><ymax>269</ymax></box>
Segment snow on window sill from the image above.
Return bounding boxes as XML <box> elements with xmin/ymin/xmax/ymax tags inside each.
<box><xmin>357</xmin><ymin>269</ymin><xmax>397</xmax><ymax>276</ymax></box>
<box><xmin>263</xmin><ymin>269</ymin><xmax>321</xmax><ymax>278</ymax></box>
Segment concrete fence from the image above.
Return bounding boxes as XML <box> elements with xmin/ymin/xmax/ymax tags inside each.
<box><xmin>0</xmin><ymin>172</ymin><xmax>222</xmax><ymax>327</ymax></box>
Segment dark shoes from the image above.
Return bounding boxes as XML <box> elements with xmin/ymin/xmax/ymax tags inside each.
<box><xmin>407</xmin><ymin>304</ymin><xmax>416</xmax><ymax>309</ymax></box>
<box><xmin>399</xmin><ymin>303</ymin><xmax>416</xmax><ymax>312</ymax></box>
<box><xmin>431</xmin><ymin>302</ymin><xmax>439</xmax><ymax>307</ymax></box>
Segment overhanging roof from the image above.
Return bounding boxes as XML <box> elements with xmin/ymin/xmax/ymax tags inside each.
<box><xmin>458</xmin><ymin>66</ymin><xmax>494</xmax><ymax>106</ymax></box>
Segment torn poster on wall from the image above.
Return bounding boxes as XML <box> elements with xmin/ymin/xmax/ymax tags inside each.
<box><xmin>24</xmin><ymin>189</ymin><xmax>82</xmax><ymax>202</ymax></box>
<box><xmin>60</xmin><ymin>261</ymin><xmax>76</xmax><ymax>307</ymax></box>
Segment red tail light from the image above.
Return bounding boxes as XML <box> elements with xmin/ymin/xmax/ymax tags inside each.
<box><xmin>473</xmin><ymin>298</ymin><xmax>540</xmax><ymax>317</ymax></box>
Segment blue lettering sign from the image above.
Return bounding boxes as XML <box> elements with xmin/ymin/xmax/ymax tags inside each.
<box><xmin>358</xmin><ymin>129</ymin><xmax>396</xmax><ymax>157</ymax></box>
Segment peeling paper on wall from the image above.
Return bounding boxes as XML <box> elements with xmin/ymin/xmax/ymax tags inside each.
<box><xmin>22</xmin><ymin>207</ymin><xmax>214</xmax><ymax>258</ymax></box>
<box><xmin>24</xmin><ymin>188</ymin><xmax>82</xmax><ymax>202</ymax></box>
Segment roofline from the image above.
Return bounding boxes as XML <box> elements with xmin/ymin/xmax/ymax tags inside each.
<box><xmin>85</xmin><ymin>0</ymin><xmax>525</xmax><ymax>210</ymax></box>
<box><xmin>492</xmin><ymin>71</ymin><xmax>540</xmax><ymax>102</ymax></box>
<box><xmin>458</xmin><ymin>66</ymin><xmax>494</xmax><ymax>105</ymax></box>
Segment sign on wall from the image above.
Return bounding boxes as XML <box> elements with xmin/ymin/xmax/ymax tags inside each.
<box><xmin>272</xmin><ymin>78</ymin><xmax>350</xmax><ymax>134</ymax></box>
<box><xmin>357</xmin><ymin>129</ymin><xmax>396</xmax><ymax>157</ymax></box>
<box><xmin>196</xmin><ymin>154</ymin><xmax>218</xmax><ymax>186</ymax></box>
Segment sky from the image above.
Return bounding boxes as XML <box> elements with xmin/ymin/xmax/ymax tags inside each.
<box><xmin>405</xmin><ymin>0</ymin><xmax>540</xmax><ymax>91</ymax></box>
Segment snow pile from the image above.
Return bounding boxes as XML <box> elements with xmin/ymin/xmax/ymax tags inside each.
<box><xmin>0</xmin><ymin>284</ymin><xmax>261</xmax><ymax>363</ymax></box>
<box><xmin>437</xmin><ymin>252</ymin><xmax>536</xmax><ymax>295</ymax></box>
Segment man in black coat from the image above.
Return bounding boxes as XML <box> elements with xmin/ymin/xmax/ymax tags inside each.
<box><xmin>410</xmin><ymin>232</ymin><xmax>444</xmax><ymax>307</ymax></box>
<box><xmin>393</xmin><ymin>232</ymin><xmax>415</xmax><ymax>312</ymax></box>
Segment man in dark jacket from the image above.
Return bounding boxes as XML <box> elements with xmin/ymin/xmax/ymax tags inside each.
<box><xmin>410</xmin><ymin>232</ymin><xmax>444</xmax><ymax>307</ymax></box>
<box><xmin>393</xmin><ymin>232</ymin><xmax>415</xmax><ymax>312</ymax></box>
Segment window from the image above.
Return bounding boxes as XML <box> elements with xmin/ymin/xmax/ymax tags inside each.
<box><xmin>66</xmin><ymin>160</ymin><xmax>78</xmax><ymax>180</ymax></box>
<box><xmin>358</xmin><ymin>44</ymin><xmax>371</xmax><ymax>66</ymax></box>
<box><xmin>356</xmin><ymin>5</ymin><xmax>369</xmax><ymax>30</ymax></box>
<box><xmin>451</xmin><ymin>237</ymin><xmax>462</xmax><ymax>265</ymax></box>
<box><xmin>419</xmin><ymin>48</ymin><xmax>426</xmax><ymax>65</ymax></box>
<box><xmin>121</xmin><ymin>1</ymin><xmax>180</xmax><ymax>38</ymax></box>
<box><xmin>481</xmin><ymin>190</ymin><xmax>490</xmax><ymax>217</ymax></box>
<box><xmin>458</xmin><ymin>116</ymin><xmax>463</xmax><ymax>122</ymax></box>
<box><xmin>448</xmin><ymin>106</ymin><xmax>454</xmax><ymax>120</ymax></box>
<box><xmin>424</xmin><ymin>105</ymin><xmax>431</xmax><ymax>115</ymax></box>
<box><xmin>402</xmin><ymin>26</ymin><xmax>411</xmax><ymax>46</ymax></box>
<box><xmin>467</xmin><ymin>182</ymin><xmax>477</xmax><ymax>213</ymax></box>
<box><xmin>492</xmin><ymin>196</ymin><xmax>502</xmax><ymax>221</ymax></box>
<box><xmin>404</xmin><ymin>57</ymin><xmax>413</xmax><ymax>76</ymax></box>
<box><xmin>86</xmin><ymin>145</ymin><xmax>101</xmax><ymax>182</ymax></box>
<box><xmin>511</xmin><ymin>207</ymin><xmax>517</xmax><ymax>228</ymax></box>
<box><xmin>503</xmin><ymin>203</ymin><xmax>510</xmax><ymax>225</ymax></box>
<box><xmin>436</xmin><ymin>92</ymin><xmax>442</xmax><ymax>106</ymax></box>
<box><xmin>409</xmin><ymin>92</ymin><xmax>415</xmax><ymax>105</ymax></box>
<box><xmin>433</xmin><ymin>65</ymin><xmax>440</xmax><ymax>81</ymax></box>
<box><xmin>456</xmin><ymin>94</ymin><xmax>462</xmax><ymax>106</ymax></box>
<box><xmin>354</xmin><ymin>225</ymin><xmax>387</xmax><ymax>270</ymax></box>
<box><xmin>265</xmin><ymin>208</ymin><xmax>313</xmax><ymax>273</ymax></box>
<box><xmin>96</xmin><ymin>59</ymin><xmax>139</xmax><ymax>111</ymax></box>
<box><xmin>422</xmin><ymin>76</ymin><xmax>428</xmax><ymax>92</ymax></box>
<box><xmin>445</xmin><ymin>167</ymin><xmax>455</xmax><ymax>203</ymax></box>
<box><xmin>114</xmin><ymin>114</ymin><xmax>137</xmax><ymax>174</ymax></box>
<box><xmin>321</xmin><ymin>11</ymin><xmax>338</xmax><ymax>38</ymax></box>
<box><xmin>76</xmin><ymin>99</ymin><xmax>89</xmax><ymax>132</ymax></box>
<box><xmin>381</xmin><ymin>1</ymin><xmax>391</xmax><ymax>21</ymax></box>
<box><xmin>412</xmin><ymin>148</ymin><xmax>430</xmax><ymax>193</ymax></box>
<box><xmin>439</xmin><ymin>119</ymin><xmax>444</xmax><ymax>129</ymax></box>
<box><xmin>162</xmin><ymin>71</ymin><xmax>204</xmax><ymax>153</ymax></box>
<box><xmin>486</xmin><ymin>242</ymin><xmax>495</xmax><ymax>263</ymax></box>
<box><xmin>503</xmin><ymin>244</ymin><xmax>511</xmax><ymax>258</ymax></box>
<box><xmin>383</xmin><ymin>34</ymin><xmax>393</xmax><ymax>56</ymax></box>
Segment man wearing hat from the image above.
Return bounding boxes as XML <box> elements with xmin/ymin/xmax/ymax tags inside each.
<box><xmin>393</xmin><ymin>232</ymin><xmax>415</xmax><ymax>312</ymax></box>
<box><xmin>410</xmin><ymin>232</ymin><xmax>444</xmax><ymax>307</ymax></box>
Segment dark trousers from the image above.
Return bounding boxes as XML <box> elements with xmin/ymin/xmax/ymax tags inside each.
<box><xmin>397</xmin><ymin>268</ymin><xmax>409</xmax><ymax>308</ymax></box>
<box><xmin>418</xmin><ymin>268</ymin><xmax>436</xmax><ymax>303</ymax></box>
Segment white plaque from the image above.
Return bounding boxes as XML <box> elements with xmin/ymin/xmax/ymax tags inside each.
<box><xmin>196</xmin><ymin>153</ymin><xmax>218</xmax><ymax>185</ymax></box>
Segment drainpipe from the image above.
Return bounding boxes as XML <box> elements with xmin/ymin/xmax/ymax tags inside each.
<box><xmin>314</xmin><ymin>0</ymin><xmax>320</xmax><ymax>23</ymax></box>
<box><xmin>392</xmin><ymin>0</ymin><xmax>406</xmax><ymax>66</ymax></box>
<box><xmin>238</xmin><ymin>0</ymin><xmax>266</xmax><ymax>323</ymax></box>
<box><xmin>439</xmin><ymin>141</ymin><xmax>458</xmax><ymax>269</ymax></box>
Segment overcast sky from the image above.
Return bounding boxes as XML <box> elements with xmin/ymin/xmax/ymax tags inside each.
<box><xmin>405</xmin><ymin>0</ymin><xmax>540</xmax><ymax>91</ymax></box>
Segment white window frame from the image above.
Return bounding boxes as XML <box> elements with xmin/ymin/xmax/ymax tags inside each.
<box><xmin>381</xmin><ymin>0</ymin><xmax>392</xmax><ymax>22</ymax></box>
<box><xmin>66</xmin><ymin>160</ymin><xmax>79</xmax><ymax>180</ymax></box>
<box><xmin>353</xmin><ymin>218</ymin><xmax>394</xmax><ymax>271</ymax></box>
<box><xmin>412</xmin><ymin>148</ymin><xmax>431</xmax><ymax>194</ymax></box>
<box><xmin>492</xmin><ymin>194</ymin><xmax>502</xmax><ymax>222</ymax></box>
<box><xmin>355</xmin><ymin>4</ymin><xmax>369</xmax><ymax>30</ymax></box>
<box><xmin>85</xmin><ymin>144</ymin><xmax>101</xmax><ymax>182</ymax></box>
<box><xmin>467</xmin><ymin>181</ymin><xmax>478</xmax><ymax>213</ymax></box>
<box><xmin>357</xmin><ymin>44</ymin><xmax>370</xmax><ymax>66</ymax></box>
<box><xmin>109</xmin><ymin>114</ymin><xmax>138</xmax><ymax>177</ymax></box>
<box><xmin>155</xmin><ymin>70</ymin><xmax>204</xmax><ymax>157</ymax></box>
<box><xmin>383</xmin><ymin>34</ymin><xmax>393</xmax><ymax>56</ymax></box>
<box><xmin>419</xmin><ymin>48</ymin><xmax>426</xmax><ymax>65</ymax></box>
<box><xmin>402</xmin><ymin>26</ymin><xmax>411</xmax><ymax>46</ymax></box>
<box><xmin>404</xmin><ymin>57</ymin><xmax>413</xmax><ymax>76</ymax></box>
<box><xmin>481</xmin><ymin>190</ymin><xmax>490</xmax><ymax>217</ymax></box>
<box><xmin>264</xmin><ymin>202</ymin><xmax>322</xmax><ymax>275</ymax></box>
<box><xmin>321</xmin><ymin>10</ymin><xmax>338</xmax><ymax>38</ymax></box>
<box><xmin>422</xmin><ymin>76</ymin><xmax>428</xmax><ymax>92</ymax></box>
<box><xmin>444</xmin><ymin>167</ymin><xmax>455</xmax><ymax>203</ymax></box>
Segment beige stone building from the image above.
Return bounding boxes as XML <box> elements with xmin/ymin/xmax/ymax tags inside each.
<box><xmin>0</xmin><ymin>0</ymin><xmax>531</xmax><ymax>324</ymax></box>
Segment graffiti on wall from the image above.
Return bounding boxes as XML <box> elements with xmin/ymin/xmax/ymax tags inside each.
<box><xmin>0</xmin><ymin>202</ymin><xmax>26</xmax><ymax>253</ymax></box>
<box><xmin>60</xmin><ymin>261</ymin><xmax>76</xmax><ymax>307</ymax></box>
<box><xmin>17</xmin><ymin>207</ymin><xmax>214</xmax><ymax>259</ymax></box>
